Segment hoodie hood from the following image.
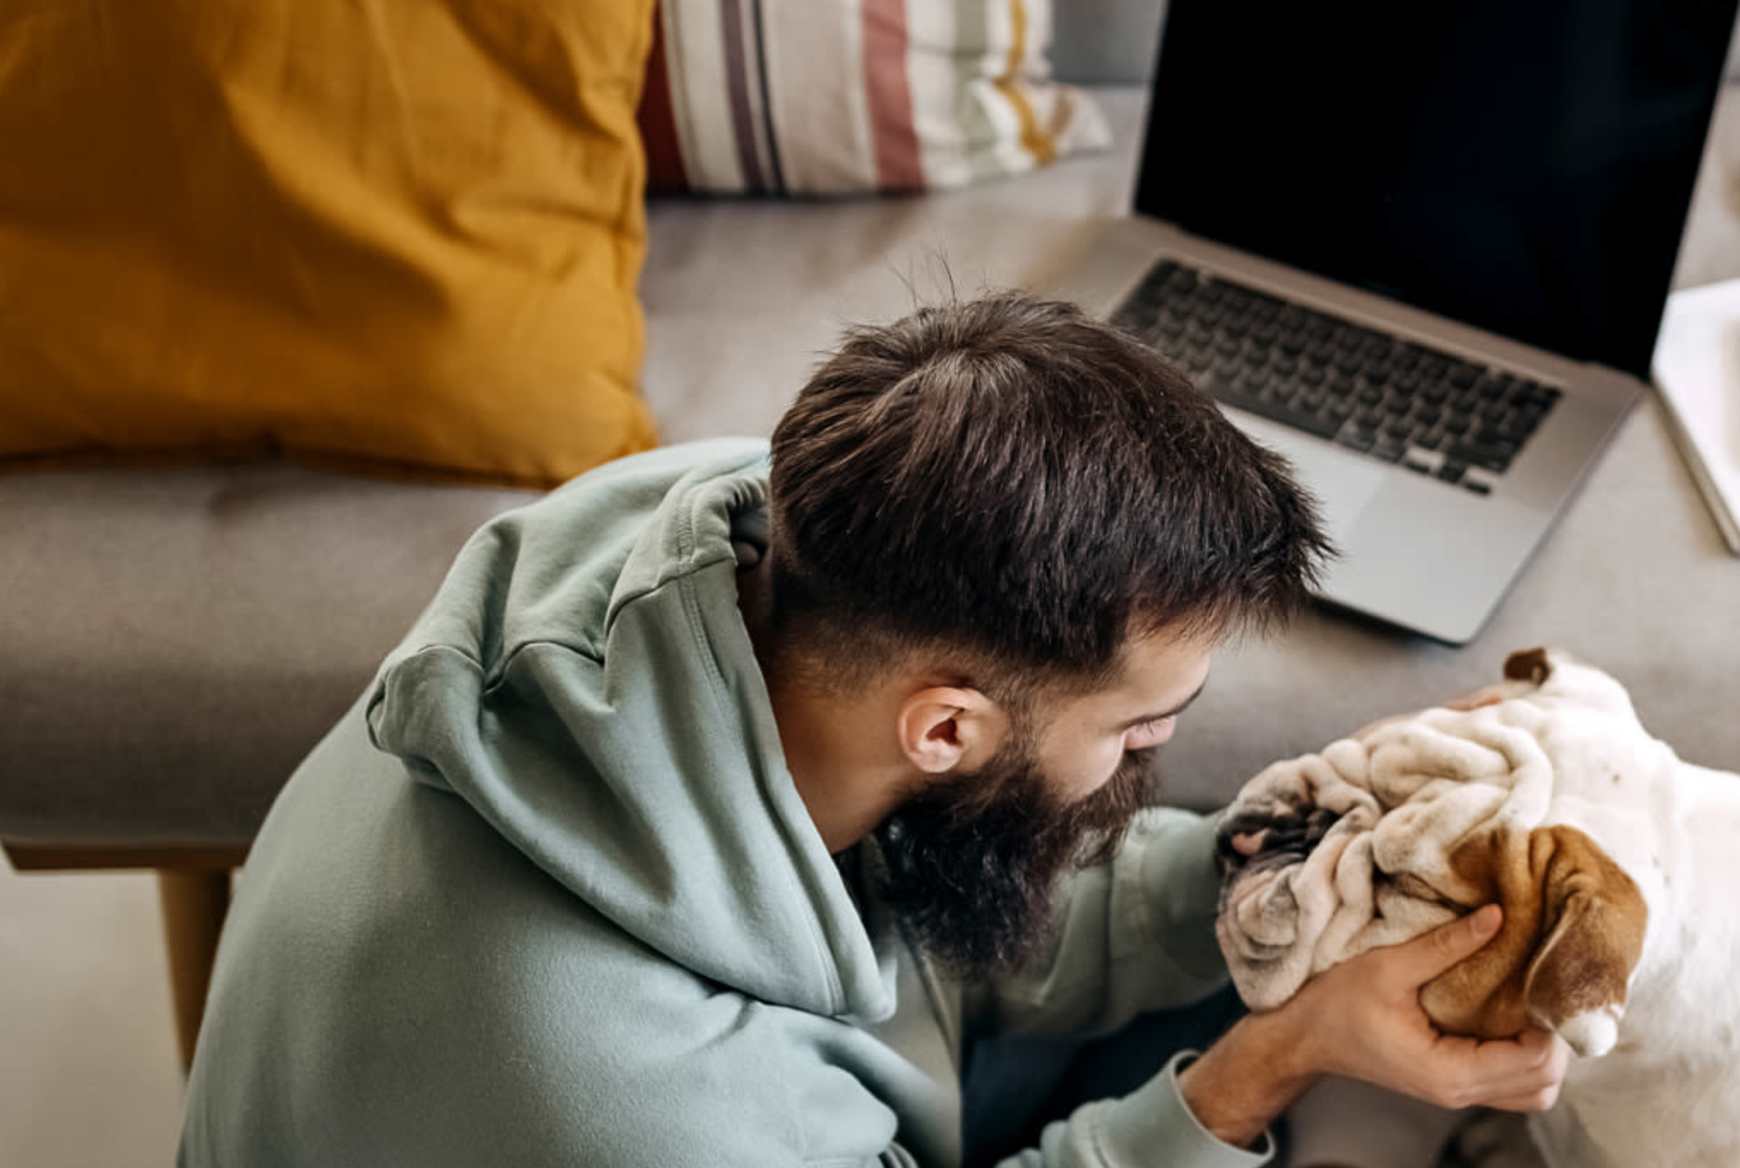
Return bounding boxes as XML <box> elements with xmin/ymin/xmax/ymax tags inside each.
<box><xmin>364</xmin><ymin>439</ymin><xmax>891</xmax><ymax>1022</ymax></box>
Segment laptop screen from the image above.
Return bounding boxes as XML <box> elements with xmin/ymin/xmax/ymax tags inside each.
<box><xmin>1135</xmin><ymin>1</ymin><xmax>1738</xmax><ymax>380</ymax></box>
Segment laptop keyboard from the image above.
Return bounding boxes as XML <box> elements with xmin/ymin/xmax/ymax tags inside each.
<box><xmin>1111</xmin><ymin>260</ymin><xmax>1562</xmax><ymax>495</ymax></box>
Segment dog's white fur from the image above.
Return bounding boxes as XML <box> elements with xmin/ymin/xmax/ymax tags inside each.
<box><xmin>1221</xmin><ymin>649</ymin><xmax>1740</xmax><ymax>1167</ymax></box>
<box><xmin>1514</xmin><ymin>655</ymin><xmax>1740</xmax><ymax>1167</ymax></box>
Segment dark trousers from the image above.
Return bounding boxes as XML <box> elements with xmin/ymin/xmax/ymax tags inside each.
<box><xmin>960</xmin><ymin>984</ymin><xmax>1260</xmax><ymax>1167</ymax></box>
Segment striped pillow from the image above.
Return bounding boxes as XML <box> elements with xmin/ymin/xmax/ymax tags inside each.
<box><xmin>639</xmin><ymin>0</ymin><xmax>1112</xmax><ymax>195</ymax></box>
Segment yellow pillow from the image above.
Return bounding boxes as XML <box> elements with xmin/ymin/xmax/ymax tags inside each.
<box><xmin>0</xmin><ymin>0</ymin><xmax>658</xmax><ymax>487</ymax></box>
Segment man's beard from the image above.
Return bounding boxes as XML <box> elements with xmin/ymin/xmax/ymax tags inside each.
<box><xmin>870</xmin><ymin>737</ymin><xmax>1158</xmax><ymax>981</ymax></box>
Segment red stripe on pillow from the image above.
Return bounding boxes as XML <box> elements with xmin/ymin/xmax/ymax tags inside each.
<box><xmin>638</xmin><ymin>3</ymin><xmax>690</xmax><ymax>193</ymax></box>
<box><xmin>862</xmin><ymin>0</ymin><xmax>923</xmax><ymax>191</ymax></box>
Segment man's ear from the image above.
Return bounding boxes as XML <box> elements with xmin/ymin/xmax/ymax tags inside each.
<box><xmin>895</xmin><ymin>686</ymin><xmax>1011</xmax><ymax>776</ymax></box>
<box><xmin>1421</xmin><ymin>824</ymin><xmax>1646</xmax><ymax>1057</ymax></box>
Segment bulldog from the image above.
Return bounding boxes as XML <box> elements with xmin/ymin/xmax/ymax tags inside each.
<box><xmin>1214</xmin><ymin>648</ymin><xmax>1740</xmax><ymax>1168</ymax></box>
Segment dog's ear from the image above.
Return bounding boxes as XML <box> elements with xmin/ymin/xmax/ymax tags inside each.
<box><xmin>1421</xmin><ymin>824</ymin><xmax>1646</xmax><ymax>1057</ymax></box>
<box><xmin>1521</xmin><ymin>828</ymin><xmax>1647</xmax><ymax>1056</ymax></box>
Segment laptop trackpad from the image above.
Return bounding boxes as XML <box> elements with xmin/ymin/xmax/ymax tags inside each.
<box><xmin>1232</xmin><ymin>416</ymin><xmax>1385</xmax><ymax>549</ymax></box>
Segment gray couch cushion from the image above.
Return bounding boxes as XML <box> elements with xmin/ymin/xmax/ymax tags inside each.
<box><xmin>639</xmin><ymin>91</ymin><xmax>1154</xmax><ymax>445</ymax></box>
<box><xmin>0</xmin><ymin>466</ymin><xmax>535</xmax><ymax>845</ymax></box>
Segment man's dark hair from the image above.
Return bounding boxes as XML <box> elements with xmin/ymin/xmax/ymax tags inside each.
<box><xmin>767</xmin><ymin>291</ymin><xmax>1333</xmax><ymax>692</ymax></box>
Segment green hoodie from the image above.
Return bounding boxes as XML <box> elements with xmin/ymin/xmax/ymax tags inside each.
<box><xmin>180</xmin><ymin>439</ymin><xmax>1274</xmax><ymax>1167</ymax></box>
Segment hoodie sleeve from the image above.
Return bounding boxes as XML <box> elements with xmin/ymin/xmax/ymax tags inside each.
<box><xmin>964</xmin><ymin>807</ymin><xmax>1231</xmax><ymax>1041</ymax></box>
<box><xmin>990</xmin><ymin>1052</ymin><xmax>1274</xmax><ymax>1168</ymax></box>
<box><xmin>955</xmin><ymin>811</ymin><xmax>1274</xmax><ymax>1167</ymax></box>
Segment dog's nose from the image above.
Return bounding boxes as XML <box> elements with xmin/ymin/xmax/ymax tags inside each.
<box><xmin>1218</xmin><ymin>806</ymin><xmax>1344</xmax><ymax>871</ymax></box>
<box><xmin>1230</xmin><ymin>831</ymin><xmax>1268</xmax><ymax>857</ymax></box>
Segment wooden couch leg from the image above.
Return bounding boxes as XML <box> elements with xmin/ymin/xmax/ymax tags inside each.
<box><xmin>158</xmin><ymin>869</ymin><xmax>232</xmax><ymax>1072</ymax></box>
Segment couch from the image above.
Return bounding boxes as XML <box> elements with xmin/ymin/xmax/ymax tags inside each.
<box><xmin>4</xmin><ymin>5</ymin><xmax>1738</xmax><ymax>1078</ymax></box>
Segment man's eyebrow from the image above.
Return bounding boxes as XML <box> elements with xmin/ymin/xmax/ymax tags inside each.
<box><xmin>1116</xmin><ymin>678</ymin><xmax>1209</xmax><ymax>730</ymax></box>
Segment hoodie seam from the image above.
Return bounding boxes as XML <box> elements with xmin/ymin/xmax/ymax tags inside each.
<box><xmin>603</xmin><ymin>551</ymin><xmax>733</xmax><ymax>639</ymax></box>
<box><xmin>676</xmin><ymin>567</ymin><xmax>848</xmax><ymax>1016</ymax></box>
<box><xmin>471</xmin><ymin>547</ymin><xmax>738</xmax><ymax>691</ymax></box>
<box><xmin>367</xmin><ymin>644</ymin><xmax>487</xmax><ymax>753</ymax></box>
<box><xmin>884</xmin><ymin>888</ymin><xmax>965</xmax><ymax>1073</ymax></box>
<box><xmin>1088</xmin><ymin>1102</ymin><xmax>1119</xmax><ymax>1167</ymax></box>
<box><xmin>396</xmin><ymin>642</ymin><xmax>485</xmax><ymax>672</ymax></box>
<box><xmin>475</xmin><ymin>640</ymin><xmax>595</xmax><ymax>692</ymax></box>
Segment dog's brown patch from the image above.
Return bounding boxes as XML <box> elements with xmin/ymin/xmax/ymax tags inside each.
<box><xmin>1420</xmin><ymin>824</ymin><xmax>1646</xmax><ymax>1040</ymax></box>
<box><xmin>1503</xmin><ymin>647</ymin><xmax>1553</xmax><ymax>685</ymax></box>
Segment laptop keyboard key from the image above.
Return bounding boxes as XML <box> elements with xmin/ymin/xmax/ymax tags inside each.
<box><xmin>1446</xmin><ymin>440</ymin><xmax>1516</xmax><ymax>472</ymax></box>
<box><xmin>1207</xmin><ymin>378</ymin><xmax>1344</xmax><ymax>439</ymax></box>
<box><xmin>1372</xmin><ymin>438</ymin><xmax>1408</xmax><ymax>463</ymax></box>
<box><xmin>1338</xmin><ymin>428</ymin><xmax>1377</xmax><ymax>454</ymax></box>
<box><xmin>1498</xmin><ymin>415</ymin><xmax>1537</xmax><ymax>440</ymax></box>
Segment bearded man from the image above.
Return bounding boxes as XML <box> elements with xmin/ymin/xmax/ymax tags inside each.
<box><xmin>180</xmin><ymin>293</ymin><xmax>1567</xmax><ymax>1167</ymax></box>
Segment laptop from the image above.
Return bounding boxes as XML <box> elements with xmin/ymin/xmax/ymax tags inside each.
<box><xmin>1042</xmin><ymin>0</ymin><xmax>1739</xmax><ymax>643</ymax></box>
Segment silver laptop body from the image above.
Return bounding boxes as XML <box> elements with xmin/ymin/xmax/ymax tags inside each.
<box><xmin>1039</xmin><ymin>2</ymin><xmax>1736</xmax><ymax>644</ymax></box>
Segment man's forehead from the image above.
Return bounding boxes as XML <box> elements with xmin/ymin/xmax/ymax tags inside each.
<box><xmin>1106</xmin><ymin>629</ymin><xmax>1216</xmax><ymax>703</ymax></box>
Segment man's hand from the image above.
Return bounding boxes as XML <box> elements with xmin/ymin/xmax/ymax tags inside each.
<box><xmin>1178</xmin><ymin>906</ymin><xmax>1569</xmax><ymax>1149</ymax></box>
<box><xmin>1283</xmin><ymin>905</ymin><xmax>1570</xmax><ymax>1112</ymax></box>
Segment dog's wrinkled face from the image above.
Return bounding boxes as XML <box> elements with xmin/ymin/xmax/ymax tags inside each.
<box><xmin>1216</xmin><ymin>647</ymin><xmax>1653</xmax><ymax>1058</ymax></box>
